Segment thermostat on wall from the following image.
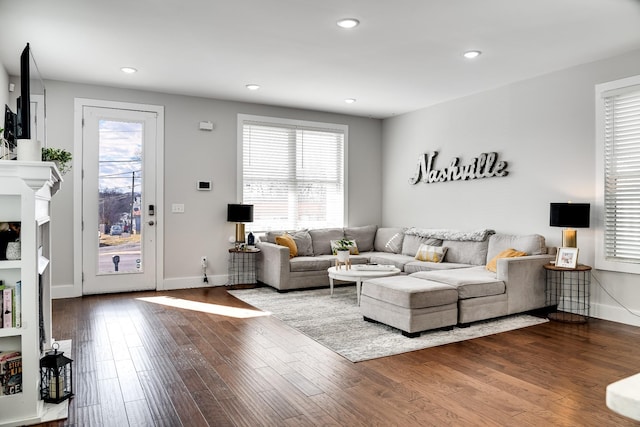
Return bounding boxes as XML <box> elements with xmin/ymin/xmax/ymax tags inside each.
<box><xmin>197</xmin><ymin>181</ymin><xmax>212</xmax><ymax>191</ymax></box>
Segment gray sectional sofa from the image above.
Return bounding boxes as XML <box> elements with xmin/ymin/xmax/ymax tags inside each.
<box><xmin>256</xmin><ymin>225</ymin><xmax>554</xmax><ymax>335</ymax></box>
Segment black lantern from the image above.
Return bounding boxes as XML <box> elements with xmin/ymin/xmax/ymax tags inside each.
<box><xmin>40</xmin><ymin>342</ymin><xmax>73</xmax><ymax>403</ymax></box>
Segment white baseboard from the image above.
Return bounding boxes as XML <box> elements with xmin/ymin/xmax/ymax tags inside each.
<box><xmin>590</xmin><ymin>302</ymin><xmax>640</xmax><ymax>327</ymax></box>
<box><xmin>161</xmin><ymin>274</ymin><xmax>228</xmax><ymax>290</ymax></box>
<box><xmin>51</xmin><ymin>283</ymin><xmax>82</xmax><ymax>299</ymax></box>
<box><xmin>51</xmin><ymin>274</ymin><xmax>229</xmax><ymax>299</ymax></box>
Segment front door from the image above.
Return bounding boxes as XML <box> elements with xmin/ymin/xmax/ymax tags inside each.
<box><xmin>81</xmin><ymin>104</ymin><xmax>160</xmax><ymax>294</ymax></box>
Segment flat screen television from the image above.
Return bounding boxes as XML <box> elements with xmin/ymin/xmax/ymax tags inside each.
<box><xmin>16</xmin><ymin>43</ymin><xmax>45</xmax><ymax>142</ymax></box>
<box><xmin>16</xmin><ymin>43</ymin><xmax>31</xmax><ymax>140</ymax></box>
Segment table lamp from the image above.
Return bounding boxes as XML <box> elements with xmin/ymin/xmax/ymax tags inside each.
<box><xmin>549</xmin><ymin>202</ymin><xmax>590</xmax><ymax>248</ymax></box>
<box><xmin>227</xmin><ymin>204</ymin><xmax>253</xmax><ymax>247</ymax></box>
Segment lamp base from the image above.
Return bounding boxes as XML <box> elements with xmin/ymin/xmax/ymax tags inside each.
<box><xmin>562</xmin><ymin>228</ymin><xmax>577</xmax><ymax>248</ymax></box>
<box><xmin>235</xmin><ymin>223</ymin><xmax>246</xmax><ymax>247</ymax></box>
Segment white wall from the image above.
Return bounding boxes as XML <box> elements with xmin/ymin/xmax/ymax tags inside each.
<box><xmin>42</xmin><ymin>81</ymin><xmax>382</xmax><ymax>297</ymax></box>
<box><xmin>382</xmin><ymin>48</ymin><xmax>640</xmax><ymax>326</ymax></box>
<box><xmin>0</xmin><ymin>61</ymin><xmax>8</xmax><ymax>129</ymax></box>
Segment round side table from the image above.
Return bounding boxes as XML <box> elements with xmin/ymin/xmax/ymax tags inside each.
<box><xmin>543</xmin><ymin>263</ymin><xmax>592</xmax><ymax>323</ymax></box>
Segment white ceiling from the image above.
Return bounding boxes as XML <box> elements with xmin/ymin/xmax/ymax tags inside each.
<box><xmin>1</xmin><ymin>0</ymin><xmax>640</xmax><ymax>119</ymax></box>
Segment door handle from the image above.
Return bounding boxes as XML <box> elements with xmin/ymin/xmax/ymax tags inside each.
<box><xmin>148</xmin><ymin>220</ymin><xmax>155</xmax><ymax>226</ymax></box>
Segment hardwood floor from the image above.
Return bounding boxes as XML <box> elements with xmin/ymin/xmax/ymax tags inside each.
<box><xmin>36</xmin><ymin>286</ymin><xmax>639</xmax><ymax>427</ymax></box>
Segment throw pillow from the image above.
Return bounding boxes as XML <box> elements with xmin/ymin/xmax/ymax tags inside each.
<box><xmin>275</xmin><ymin>234</ymin><xmax>298</xmax><ymax>258</ymax></box>
<box><xmin>414</xmin><ymin>244</ymin><xmax>448</xmax><ymax>263</ymax></box>
<box><xmin>330</xmin><ymin>239</ymin><xmax>359</xmax><ymax>255</ymax></box>
<box><xmin>290</xmin><ymin>230</ymin><xmax>313</xmax><ymax>256</ymax></box>
<box><xmin>486</xmin><ymin>248</ymin><xmax>527</xmax><ymax>272</ymax></box>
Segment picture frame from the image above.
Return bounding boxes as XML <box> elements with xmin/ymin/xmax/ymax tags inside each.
<box><xmin>556</xmin><ymin>247</ymin><xmax>579</xmax><ymax>268</ymax></box>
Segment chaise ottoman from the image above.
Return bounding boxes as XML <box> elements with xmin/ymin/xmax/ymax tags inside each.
<box><xmin>360</xmin><ymin>276</ymin><xmax>459</xmax><ymax>337</ymax></box>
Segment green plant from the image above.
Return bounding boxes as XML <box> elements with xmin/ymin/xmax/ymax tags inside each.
<box><xmin>334</xmin><ymin>238</ymin><xmax>352</xmax><ymax>251</ymax></box>
<box><xmin>42</xmin><ymin>147</ymin><xmax>73</xmax><ymax>175</ymax></box>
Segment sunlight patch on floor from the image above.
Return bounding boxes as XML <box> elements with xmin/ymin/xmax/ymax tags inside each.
<box><xmin>137</xmin><ymin>296</ymin><xmax>271</xmax><ymax>319</ymax></box>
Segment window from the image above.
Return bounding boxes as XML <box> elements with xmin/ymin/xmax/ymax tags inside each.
<box><xmin>595</xmin><ymin>76</ymin><xmax>640</xmax><ymax>274</ymax></box>
<box><xmin>238</xmin><ymin>114</ymin><xmax>347</xmax><ymax>231</ymax></box>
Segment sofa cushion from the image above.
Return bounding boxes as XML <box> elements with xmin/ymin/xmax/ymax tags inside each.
<box><xmin>362</xmin><ymin>276</ymin><xmax>458</xmax><ymax>309</ymax></box>
<box><xmin>401</xmin><ymin>235</ymin><xmax>443</xmax><ymax>257</ymax></box>
<box><xmin>415</xmin><ymin>244</ymin><xmax>447</xmax><ymax>262</ymax></box>
<box><xmin>443</xmin><ymin>239</ymin><xmax>489</xmax><ymax>266</ymax></box>
<box><xmin>404</xmin><ymin>261</ymin><xmax>474</xmax><ymax>274</ymax></box>
<box><xmin>374</xmin><ymin>227</ymin><xmax>406</xmax><ymax>253</ymax></box>
<box><xmin>487</xmin><ymin>233</ymin><xmax>546</xmax><ymax>261</ymax></box>
<box><xmin>289</xmin><ymin>256</ymin><xmax>333</xmax><ymax>272</ymax></box>
<box><xmin>275</xmin><ymin>234</ymin><xmax>297</xmax><ymax>258</ymax></box>
<box><xmin>486</xmin><ymin>248</ymin><xmax>527</xmax><ymax>273</ymax></box>
<box><xmin>330</xmin><ymin>239</ymin><xmax>359</xmax><ymax>255</ymax></box>
<box><xmin>411</xmin><ymin>267</ymin><xmax>505</xmax><ymax>299</ymax></box>
<box><xmin>344</xmin><ymin>225</ymin><xmax>377</xmax><ymax>252</ymax></box>
<box><xmin>309</xmin><ymin>228</ymin><xmax>345</xmax><ymax>255</ymax></box>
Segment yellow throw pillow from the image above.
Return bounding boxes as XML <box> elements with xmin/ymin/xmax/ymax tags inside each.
<box><xmin>486</xmin><ymin>248</ymin><xmax>527</xmax><ymax>272</ymax></box>
<box><xmin>415</xmin><ymin>244</ymin><xmax>447</xmax><ymax>263</ymax></box>
<box><xmin>275</xmin><ymin>234</ymin><xmax>298</xmax><ymax>258</ymax></box>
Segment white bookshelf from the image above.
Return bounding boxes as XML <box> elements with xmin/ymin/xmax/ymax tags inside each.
<box><xmin>0</xmin><ymin>161</ymin><xmax>61</xmax><ymax>427</ymax></box>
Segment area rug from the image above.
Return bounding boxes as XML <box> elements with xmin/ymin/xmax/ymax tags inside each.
<box><xmin>228</xmin><ymin>286</ymin><xmax>548</xmax><ymax>362</ymax></box>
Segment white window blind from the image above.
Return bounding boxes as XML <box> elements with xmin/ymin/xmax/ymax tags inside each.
<box><xmin>240</xmin><ymin>116</ymin><xmax>346</xmax><ymax>231</ymax></box>
<box><xmin>603</xmin><ymin>86</ymin><xmax>640</xmax><ymax>264</ymax></box>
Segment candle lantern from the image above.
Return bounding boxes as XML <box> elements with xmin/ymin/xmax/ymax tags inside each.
<box><xmin>39</xmin><ymin>342</ymin><xmax>73</xmax><ymax>403</ymax></box>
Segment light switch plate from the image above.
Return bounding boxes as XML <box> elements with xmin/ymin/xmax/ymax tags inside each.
<box><xmin>171</xmin><ymin>203</ymin><xmax>185</xmax><ymax>213</ymax></box>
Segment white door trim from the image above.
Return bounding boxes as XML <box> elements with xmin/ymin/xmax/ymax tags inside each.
<box><xmin>72</xmin><ymin>98</ymin><xmax>165</xmax><ymax>298</ymax></box>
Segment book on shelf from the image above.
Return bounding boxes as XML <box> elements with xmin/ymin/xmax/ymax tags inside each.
<box><xmin>0</xmin><ymin>351</ymin><xmax>22</xmax><ymax>396</ymax></box>
<box><xmin>0</xmin><ymin>281</ymin><xmax>21</xmax><ymax>328</ymax></box>
<box><xmin>2</xmin><ymin>288</ymin><xmax>11</xmax><ymax>329</ymax></box>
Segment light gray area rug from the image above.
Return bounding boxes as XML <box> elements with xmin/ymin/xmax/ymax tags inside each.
<box><xmin>229</xmin><ymin>286</ymin><xmax>548</xmax><ymax>362</ymax></box>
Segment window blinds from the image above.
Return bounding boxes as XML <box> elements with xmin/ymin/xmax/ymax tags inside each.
<box><xmin>242</xmin><ymin>119</ymin><xmax>345</xmax><ymax>231</ymax></box>
<box><xmin>603</xmin><ymin>87</ymin><xmax>640</xmax><ymax>263</ymax></box>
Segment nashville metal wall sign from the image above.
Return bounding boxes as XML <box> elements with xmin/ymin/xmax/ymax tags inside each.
<box><xmin>409</xmin><ymin>151</ymin><xmax>508</xmax><ymax>185</ymax></box>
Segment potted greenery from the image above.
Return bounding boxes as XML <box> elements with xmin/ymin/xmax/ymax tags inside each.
<box><xmin>42</xmin><ymin>147</ymin><xmax>72</xmax><ymax>175</ymax></box>
<box><xmin>334</xmin><ymin>238</ymin><xmax>353</xmax><ymax>262</ymax></box>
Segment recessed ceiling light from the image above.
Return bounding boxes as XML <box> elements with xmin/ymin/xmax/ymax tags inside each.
<box><xmin>246</xmin><ymin>84</ymin><xmax>261</xmax><ymax>91</ymax></box>
<box><xmin>463</xmin><ymin>50</ymin><xmax>481</xmax><ymax>59</ymax></box>
<box><xmin>120</xmin><ymin>67</ymin><xmax>137</xmax><ymax>74</ymax></box>
<box><xmin>337</xmin><ymin>18</ymin><xmax>360</xmax><ymax>29</ymax></box>
<box><xmin>345</xmin><ymin>98</ymin><xmax>356</xmax><ymax>104</ymax></box>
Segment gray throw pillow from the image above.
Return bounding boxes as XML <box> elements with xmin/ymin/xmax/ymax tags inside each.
<box><xmin>344</xmin><ymin>225</ymin><xmax>377</xmax><ymax>252</ymax></box>
<box><xmin>290</xmin><ymin>230</ymin><xmax>313</xmax><ymax>256</ymax></box>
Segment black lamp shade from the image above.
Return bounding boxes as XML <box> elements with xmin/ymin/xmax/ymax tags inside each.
<box><xmin>550</xmin><ymin>203</ymin><xmax>590</xmax><ymax>228</ymax></box>
<box><xmin>227</xmin><ymin>204</ymin><xmax>254</xmax><ymax>223</ymax></box>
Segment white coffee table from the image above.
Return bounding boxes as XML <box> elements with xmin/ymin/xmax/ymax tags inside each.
<box><xmin>327</xmin><ymin>265</ymin><xmax>401</xmax><ymax>305</ymax></box>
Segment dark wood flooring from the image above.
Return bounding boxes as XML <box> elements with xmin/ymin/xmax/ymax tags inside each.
<box><xmin>36</xmin><ymin>286</ymin><xmax>640</xmax><ymax>427</ymax></box>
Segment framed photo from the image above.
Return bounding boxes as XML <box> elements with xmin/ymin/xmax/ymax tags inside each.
<box><xmin>556</xmin><ymin>247</ymin><xmax>579</xmax><ymax>268</ymax></box>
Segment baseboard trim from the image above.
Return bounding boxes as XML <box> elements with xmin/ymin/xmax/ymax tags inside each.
<box><xmin>590</xmin><ymin>302</ymin><xmax>640</xmax><ymax>327</ymax></box>
<box><xmin>161</xmin><ymin>274</ymin><xmax>228</xmax><ymax>290</ymax></box>
<box><xmin>52</xmin><ymin>283</ymin><xmax>82</xmax><ymax>299</ymax></box>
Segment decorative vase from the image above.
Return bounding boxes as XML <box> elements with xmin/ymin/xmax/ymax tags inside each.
<box><xmin>17</xmin><ymin>139</ymin><xmax>42</xmax><ymax>161</ymax></box>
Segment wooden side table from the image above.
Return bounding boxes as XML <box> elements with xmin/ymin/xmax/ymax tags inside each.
<box><xmin>228</xmin><ymin>248</ymin><xmax>261</xmax><ymax>285</ymax></box>
<box><xmin>544</xmin><ymin>263</ymin><xmax>592</xmax><ymax>323</ymax></box>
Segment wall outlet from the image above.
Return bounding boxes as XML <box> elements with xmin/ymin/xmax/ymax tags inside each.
<box><xmin>201</xmin><ymin>256</ymin><xmax>207</xmax><ymax>268</ymax></box>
